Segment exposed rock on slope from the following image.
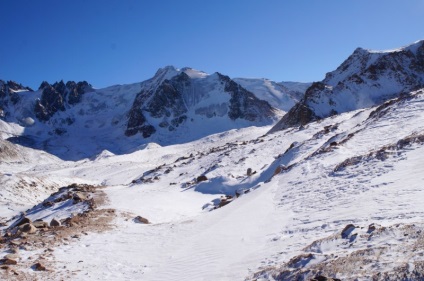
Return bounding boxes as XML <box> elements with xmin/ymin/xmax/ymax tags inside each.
<box><xmin>233</xmin><ymin>78</ymin><xmax>309</xmax><ymax>111</ymax></box>
<box><xmin>0</xmin><ymin>80</ymin><xmax>32</xmax><ymax>119</ymax></box>
<box><xmin>125</xmin><ymin>67</ymin><xmax>280</xmax><ymax>138</ymax></box>
<box><xmin>269</xmin><ymin>40</ymin><xmax>424</xmax><ymax>133</ymax></box>
<box><xmin>35</xmin><ymin>80</ymin><xmax>92</xmax><ymax>121</ymax></box>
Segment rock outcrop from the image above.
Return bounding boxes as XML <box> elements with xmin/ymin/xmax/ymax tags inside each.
<box><xmin>126</xmin><ymin>67</ymin><xmax>279</xmax><ymax>138</ymax></box>
<box><xmin>35</xmin><ymin>80</ymin><xmax>92</xmax><ymax>121</ymax></box>
<box><xmin>0</xmin><ymin>80</ymin><xmax>32</xmax><ymax>119</ymax></box>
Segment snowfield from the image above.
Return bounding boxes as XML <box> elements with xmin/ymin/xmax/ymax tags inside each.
<box><xmin>1</xmin><ymin>87</ymin><xmax>424</xmax><ymax>280</ymax></box>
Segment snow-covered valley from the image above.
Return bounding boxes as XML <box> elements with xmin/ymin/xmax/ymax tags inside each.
<box><xmin>1</xmin><ymin>41</ymin><xmax>424</xmax><ymax>280</ymax></box>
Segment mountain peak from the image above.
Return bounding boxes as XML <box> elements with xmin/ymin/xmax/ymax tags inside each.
<box><xmin>356</xmin><ymin>39</ymin><xmax>424</xmax><ymax>55</ymax></box>
<box><xmin>270</xmin><ymin>39</ymin><xmax>424</xmax><ymax>133</ymax></box>
<box><xmin>153</xmin><ymin>66</ymin><xmax>209</xmax><ymax>83</ymax></box>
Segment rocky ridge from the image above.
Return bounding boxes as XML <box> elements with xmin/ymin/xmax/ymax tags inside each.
<box><xmin>269</xmin><ymin>39</ymin><xmax>424</xmax><ymax>133</ymax></box>
<box><xmin>125</xmin><ymin>67</ymin><xmax>280</xmax><ymax>138</ymax></box>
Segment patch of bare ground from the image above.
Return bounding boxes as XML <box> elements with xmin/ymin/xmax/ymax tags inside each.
<box><xmin>0</xmin><ymin>183</ymin><xmax>116</xmax><ymax>280</ymax></box>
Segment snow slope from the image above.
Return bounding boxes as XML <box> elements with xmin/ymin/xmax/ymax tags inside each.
<box><xmin>233</xmin><ymin>78</ymin><xmax>309</xmax><ymax>111</ymax></box>
<box><xmin>1</xmin><ymin>86</ymin><xmax>424</xmax><ymax>280</ymax></box>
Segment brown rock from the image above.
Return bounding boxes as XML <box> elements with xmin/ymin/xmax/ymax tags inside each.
<box><xmin>218</xmin><ymin>199</ymin><xmax>231</xmax><ymax>208</ymax></box>
<box><xmin>9</xmin><ymin>240</ymin><xmax>21</xmax><ymax>246</ymax></box>
<box><xmin>1</xmin><ymin>258</ymin><xmax>17</xmax><ymax>265</ymax></box>
<box><xmin>311</xmin><ymin>275</ymin><xmax>341</xmax><ymax>281</ymax></box>
<box><xmin>134</xmin><ymin>216</ymin><xmax>149</xmax><ymax>224</ymax></box>
<box><xmin>247</xmin><ymin>168</ymin><xmax>252</xmax><ymax>176</ymax></box>
<box><xmin>368</xmin><ymin>223</ymin><xmax>377</xmax><ymax>233</ymax></box>
<box><xmin>42</xmin><ymin>201</ymin><xmax>54</xmax><ymax>207</ymax></box>
<box><xmin>341</xmin><ymin>224</ymin><xmax>356</xmax><ymax>238</ymax></box>
<box><xmin>50</xmin><ymin>218</ymin><xmax>61</xmax><ymax>227</ymax></box>
<box><xmin>33</xmin><ymin>262</ymin><xmax>46</xmax><ymax>271</ymax></box>
<box><xmin>73</xmin><ymin>192</ymin><xmax>87</xmax><ymax>202</ymax></box>
<box><xmin>196</xmin><ymin>175</ymin><xmax>208</xmax><ymax>183</ymax></box>
<box><xmin>4</xmin><ymin>254</ymin><xmax>19</xmax><ymax>260</ymax></box>
<box><xmin>273</xmin><ymin>166</ymin><xmax>282</xmax><ymax>176</ymax></box>
<box><xmin>33</xmin><ymin>220</ymin><xmax>48</xmax><ymax>228</ymax></box>
<box><xmin>15</xmin><ymin>217</ymin><xmax>31</xmax><ymax>227</ymax></box>
<box><xmin>20</xmin><ymin>223</ymin><xmax>37</xmax><ymax>234</ymax></box>
<box><xmin>9</xmin><ymin>248</ymin><xmax>19</xmax><ymax>254</ymax></box>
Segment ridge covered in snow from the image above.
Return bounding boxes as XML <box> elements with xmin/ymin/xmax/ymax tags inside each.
<box><xmin>0</xmin><ymin>67</ymin><xmax>296</xmax><ymax>160</ymax></box>
<box><xmin>270</xmin><ymin>39</ymin><xmax>424</xmax><ymax>133</ymax></box>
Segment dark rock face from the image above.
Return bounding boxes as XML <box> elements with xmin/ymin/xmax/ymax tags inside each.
<box><xmin>0</xmin><ymin>80</ymin><xmax>32</xmax><ymax>119</ymax></box>
<box><xmin>219</xmin><ymin>73</ymin><xmax>276</xmax><ymax>122</ymax></box>
<box><xmin>268</xmin><ymin>101</ymin><xmax>317</xmax><ymax>133</ymax></box>
<box><xmin>125</xmin><ymin>93</ymin><xmax>154</xmax><ymax>137</ymax></box>
<box><xmin>126</xmin><ymin>71</ymin><xmax>277</xmax><ymax>138</ymax></box>
<box><xmin>125</xmin><ymin>73</ymin><xmax>190</xmax><ymax>137</ymax></box>
<box><xmin>147</xmin><ymin>72</ymin><xmax>190</xmax><ymax>118</ymax></box>
<box><xmin>35</xmin><ymin>80</ymin><xmax>92</xmax><ymax>121</ymax></box>
<box><xmin>125</xmin><ymin>106</ymin><xmax>153</xmax><ymax>137</ymax></box>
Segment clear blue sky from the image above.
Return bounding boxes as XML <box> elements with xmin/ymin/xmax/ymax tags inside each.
<box><xmin>1</xmin><ymin>0</ymin><xmax>423</xmax><ymax>89</ymax></box>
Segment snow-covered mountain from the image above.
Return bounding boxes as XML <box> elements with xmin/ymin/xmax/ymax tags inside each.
<box><xmin>0</xmin><ymin>67</ymin><xmax>291</xmax><ymax>160</ymax></box>
<box><xmin>2</xmin><ymin>86</ymin><xmax>424</xmax><ymax>280</ymax></box>
<box><xmin>270</xmin><ymin>39</ymin><xmax>424</xmax><ymax>133</ymax></box>
<box><xmin>2</xmin><ymin>41</ymin><xmax>424</xmax><ymax>281</ymax></box>
<box><xmin>124</xmin><ymin>66</ymin><xmax>282</xmax><ymax>139</ymax></box>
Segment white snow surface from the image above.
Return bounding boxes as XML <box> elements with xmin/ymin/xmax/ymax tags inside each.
<box><xmin>1</xmin><ymin>88</ymin><xmax>424</xmax><ymax>280</ymax></box>
<box><xmin>234</xmin><ymin>78</ymin><xmax>310</xmax><ymax>111</ymax></box>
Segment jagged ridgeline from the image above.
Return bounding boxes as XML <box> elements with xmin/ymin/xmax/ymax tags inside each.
<box><xmin>34</xmin><ymin>81</ymin><xmax>92</xmax><ymax>121</ymax></box>
<box><xmin>125</xmin><ymin>68</ymin><xmax>279</xmax><ymax>137</ymax></box>
<box><xmin>1</xmin><ymin>67</ymin><xmax>304</xmax><ymax>159</ymax></box>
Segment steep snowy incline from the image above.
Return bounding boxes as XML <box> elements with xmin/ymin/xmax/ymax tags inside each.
<box><xmin>270</xmin><ymin>39</ymin><xmax>424</xmax><ymax>132</ymax></box>
<box><xmin>233</xmin><ymin>78</ymin><xmax>309</xmax><ymax>111</ymax></box>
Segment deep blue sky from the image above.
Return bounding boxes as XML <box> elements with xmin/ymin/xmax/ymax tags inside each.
<box><xmin>1</xmin><ymin>0</ymin><xmax>423</xmax><ymax>89</ymax></box>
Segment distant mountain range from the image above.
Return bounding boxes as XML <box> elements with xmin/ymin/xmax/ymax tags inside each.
<box><xmin>0</xmin><ymin>67</ymin><xmax>307</xmax><ymax>160</ymax></box>
<box><xmin>2</xmin><ymin>40</ymin><xmax>424</xmax><ymax>160</ymax></box>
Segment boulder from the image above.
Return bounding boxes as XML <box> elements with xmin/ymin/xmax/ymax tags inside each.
<box><xmin>33</xmin><ymin>262</ymin><xmax>46</xmax><ymax>271</ymax></box>
<box><xmin>247</xmin><ymin>168</ymin><xmax>252</xmax><ymax>176</ymax></box>
<box><xmin>42</xmin><ymin>201</ymin><xmax>54</xmax><ymax>207</ymax></box>
<box><xmin>33</xmin><ymin>220</ymin><xmax>48</xmax><ymax>229</ymax></box>
<box><xmin>73</xmin><ymin>192</ymin><xmax>87</xmax><ymax>203</ymax></box>
<box><xmin>341</xmin><ymin>224</ymin><xmax>356</xmax><ymax>238</ymax></box>
<box><xmin>367</xmin><ymin>223</ymin><xmax>378</xmax><ymax>233</ymax></box>
<box><xmin>134</xmin><ymin>216</ymin><xmax>149</xmax><ymax>224</ymax></box>
<box><xmin>4</xmin><ymin>254</ymin><xmax>19</xmax><ymax>260</ymax></box>
<box><xmin>273</xmin><ymin>166</ymin><xmax>282</xmax><ymax>176</ymax></box>
<box><xmin>196</xmin><ymin>175</ymin><xmax>208</xmax><ymax>183</ymax></box>
<box><xmin>1</xmin><ymin>258</ymin><xmax>17</xmax><ymax>265</ymax></box>
<box><xmin>20</xmin><ymin>223</ymin><xmax>37</xmax><ymax>234</ymax></box>
<box><xmin>50</xmin><ymin>218</ymin><xmax>61</xmax><ymax>227</ymax></box>
<box><xmin>15</xmin><ymin>217</ymin><xmax>31</xmax><ymax>227</ymax></box>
